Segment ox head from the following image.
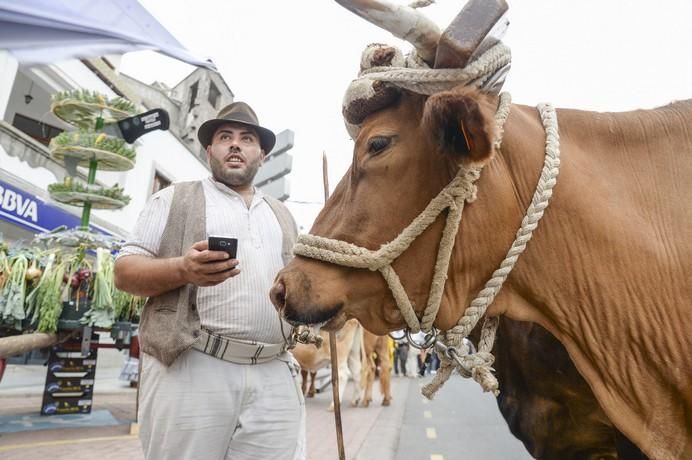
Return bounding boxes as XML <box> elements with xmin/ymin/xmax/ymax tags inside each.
<box><xmin>271</xmin><ymin>1</ymin><xmax>505</xmax><ymax>335</ymax></box>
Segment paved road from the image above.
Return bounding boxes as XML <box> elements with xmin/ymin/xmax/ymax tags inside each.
<box><xmin>395</xmin><ymin>375</ymin><xmax>532</xmax><ymax>460</ymax></box>
<box><xmin>0</xmin><ymin>348</ymin><xmax>533</xmax><ymax>459</ymax></box>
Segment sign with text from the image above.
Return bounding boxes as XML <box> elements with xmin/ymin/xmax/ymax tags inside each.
<box><xmin>0</xmin><ymin>178</ymin><xmax>110</xmax><ymax>235</ymax></box>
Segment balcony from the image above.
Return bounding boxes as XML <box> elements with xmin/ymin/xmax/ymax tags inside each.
<box><xmin>0</xmin><ymin>120</ymin><xmax>69</xmax><ymax>182</ymax></box>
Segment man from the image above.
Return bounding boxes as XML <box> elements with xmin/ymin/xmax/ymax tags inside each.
<box><xmin>114</xmin><ymin>101</ymin><xmax>304</xmax><ymax>460</ymax></box>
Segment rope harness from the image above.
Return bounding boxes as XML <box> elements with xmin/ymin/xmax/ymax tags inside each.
<box><xmin>294</xmin><ymin>44</ymin><xmax>561</xmax><ymax>398</ymax></box>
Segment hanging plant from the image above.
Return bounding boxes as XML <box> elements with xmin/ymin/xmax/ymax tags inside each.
<box><xmin>50</xmin><ymin>131</ymin><xmax>136</xmax><ymax>171</ymax></box>
<box><xmin>51</xmin><ymin>89</ymin><xmax>138</xmax><ymax>129</ymax></box>
<box><xmin>48</xmin><ymin>179</ymin><xmax>131</xmax><ymax>208</ymax></box>
<box><xmin>32</xmin><ymin>227</ymin><xmax>123</xmax><ymax>251</ymax></box>
<box><xmin>51</xmin><ymin>131</ymin><xmax>136</xmax><ymax>160</ymax></box>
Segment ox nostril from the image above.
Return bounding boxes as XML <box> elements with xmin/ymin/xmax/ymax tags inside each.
<box><xmin>270</xmin><ymin>280</ymin><xmax>286</xmax><ymax>310</ymax></box>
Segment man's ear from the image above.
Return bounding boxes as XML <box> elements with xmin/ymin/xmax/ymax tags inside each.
<box><xmin>205</xmin><ymin>145</ymin><xmax>212</xmax><ymax>161</ymax></box>
<box><xmin>422</xmin><ymin>86</ymin><xmax>496</xmax><ymax>164</ymax></box>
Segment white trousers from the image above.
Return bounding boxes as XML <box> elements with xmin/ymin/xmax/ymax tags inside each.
<box><xmin>139</xmin><ymin>349</ymin><xmax>306</xmax><ymax>460</ymax></box>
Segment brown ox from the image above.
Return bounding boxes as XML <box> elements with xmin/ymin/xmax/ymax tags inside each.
<box><xmin>291</xmin><ymin>319</ymin><xmax>362</xmax><ymax>409</ymax></box>
<box><xmin>271</xmin><ymin>3</ymin><xmax>691</xmax><ymax>459</ymax></box>
<box><xmin>274</xmin><ymin>90</ymin><xmax>692</xmax><ymax>457</ymax></box>
<box><xmin>360</xmin><ymin>330</ymin><xmax>393</xmax><ymax>407</ymax></box>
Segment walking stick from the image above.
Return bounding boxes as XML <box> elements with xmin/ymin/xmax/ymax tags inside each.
<box><xmin>323</xmin><ymin>152</ymin><xmax>346</xmax><ymax>460</ymax></box>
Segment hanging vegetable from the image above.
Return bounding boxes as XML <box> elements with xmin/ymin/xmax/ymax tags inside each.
<box><xmin>0</xmin><ymin>254</ymin><xmax>29</xmax><ymax>323</ymax></box>
<box><xmin>25</xmin><ymin>257</ymin><xmax>43</xmax><ymax>282</ymax></box>
<box><xmin>0</xmin><ymin>242</ymin><xmax>9</xmax><ymax>291</ymax></box>
<box><xmin>35</xmin><ymin>260</ymin><xmax>69</xmax><ymax>333</ymax></box>
<box><xmin>112</xmin><ymin>289</ymin><xmax>146</xmax><ymax>323</ymax></box>
<box><xmin>81</xmin><ymin>248</ymin><xmax>115</xmax><ymax>328</ymax></box>
<box><xmin>25</xmin><ymin>253</ymin><xmax>55</xmax><ymax>325</ymax></box>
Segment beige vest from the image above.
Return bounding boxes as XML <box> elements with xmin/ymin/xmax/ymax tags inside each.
<box><xmin>138</xmin><ymin>181</ymin><xmax>297</xmax><ymax>366</ymax></box>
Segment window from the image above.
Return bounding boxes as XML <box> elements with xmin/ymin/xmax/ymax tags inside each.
<box><xmin>152</xmin><ymin>170</ymin><xmax>171</xmax><ymax>195</ymax></box>
<box><xmin>208</xmin><ymin>81</ymin><xmax>221</xmax><ymax>108</ymax></box>
<box><xmin>188</xmin><ymin>81</ymin><xmax>198</xmax><ymax>112</ymax></box>
<box><xmin>12</xmin><ymin>113</ymin><xmax>63</xmax><ymax>146</ymax></box>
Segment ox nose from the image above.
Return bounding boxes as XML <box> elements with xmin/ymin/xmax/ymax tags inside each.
<box><xmin>270</xmin><ymin>278</ymin><xmax>287</xmax><ymax>311</ymax></box>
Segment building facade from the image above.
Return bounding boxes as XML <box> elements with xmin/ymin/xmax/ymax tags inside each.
<box><xmin>0</xmin><ymin>51</ymin><xmax>293</xmax><ymax>245</ymax></box>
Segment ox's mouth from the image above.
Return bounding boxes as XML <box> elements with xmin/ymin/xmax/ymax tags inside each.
<box><xmin>270</xmin><ymin>277</ymin><xmax>347</xmax><ymax>330</ymax></box>
<box><xmin>281</xmin><ymin>302</ymin><xmax>345</xmax><ymax>330</ymax></box>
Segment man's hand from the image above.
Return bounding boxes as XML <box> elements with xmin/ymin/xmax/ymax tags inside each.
<box><xmin>182</xmin><ymin>240</ymin><xmax>240</xmax><ymax>287</ymax></box>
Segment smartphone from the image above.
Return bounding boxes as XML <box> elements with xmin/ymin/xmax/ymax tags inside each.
<box><xmin>208</xmin><ymin>235</ymin><xmax>238</xmax><ymax>259</ymax></box>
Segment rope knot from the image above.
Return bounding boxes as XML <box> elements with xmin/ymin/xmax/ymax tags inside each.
<box><xmin>451</xmin><ymin>351</ymin><xmax>498</xmax><ymax>395</ymax></box>
<box><xmin>463</xmin><ymin>183</ymin><xmax>478</xmax><ymax>203</ymax></box>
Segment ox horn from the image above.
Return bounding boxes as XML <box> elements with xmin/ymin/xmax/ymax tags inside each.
<box><xmin>335</xmin><ymin>0</ymin><xmax>441</xmax><ymax>65</ymax></box>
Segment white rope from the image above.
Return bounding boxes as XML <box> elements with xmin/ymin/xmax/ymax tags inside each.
<box><xmin>424</xmin><ymin>101</ymin><xmax>561</xmax><ymax>398</ymax></box>
<box><xmin>294</xmin><ymin>165</ymin><xmax>481</xmax><ymax>333</ymax></box>
<box><xmin>360</xmin><ymin>43</ymin><xmax>511</xmax><ymax>95</ymax></box>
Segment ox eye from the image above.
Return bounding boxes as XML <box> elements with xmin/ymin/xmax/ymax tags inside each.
<box><xmin>367</xmin><ymin>136</ymin><xmax>392</xmax><ymax>156</ymax></box>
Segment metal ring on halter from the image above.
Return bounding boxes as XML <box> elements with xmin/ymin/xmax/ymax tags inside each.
<box><xmin>406</xmin><ymin>328</ymin><xmax>437</xmax><ymax>350</ymax></box>
<box><xmin>434</xmin><ymin>340</ymin><xmax>473</xmax><ymax>378</ymax></box>
<box><xmin>388</xmin><ymin>329</ymin><xmax>406</xmax><ymax>341</ymax></box>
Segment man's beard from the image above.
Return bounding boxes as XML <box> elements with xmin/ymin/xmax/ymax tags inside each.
<box><xmin>210</xmin><ymin>156</ymin><xmax>261</xmax><ymax>188</ymax></box>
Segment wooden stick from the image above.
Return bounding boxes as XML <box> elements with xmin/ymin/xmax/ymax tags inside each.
<box><xmin>0</xmin><ymin>331</ymin><xmax>76</xmax><ymax>359</ymax></box>
<box><xmin>323</xmin><ymin>151</ymin><xmax>346</xmax><ymax>460</ymax></box>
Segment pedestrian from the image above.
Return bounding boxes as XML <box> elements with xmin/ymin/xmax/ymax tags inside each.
<box><xmin>394</xmin><ymin>341</ymin><xmax>410</xmax><ymax>376</ymax></box>
<box><xmin>418</xmin><ymin>349</ymin><xmax>428</xmax><ymax>377</ymax></box>
<box><xmin>114</xmin><ymin>101</ymin><xmax>304</xmax><ymax>460</ymax></box>
<box><xmin>393</xmin><ymin>341</ymin><xmax>401</xmax><ymax>376</ymax></box>
<box><xmin>429</xmin><ymin>349</ymin><xmax>440</xmax><ymax>374</ymax></box>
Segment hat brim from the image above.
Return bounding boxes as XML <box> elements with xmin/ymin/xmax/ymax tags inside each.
<box><xmin>198</xmin><ymin>118</ymin><xmax>276</xmax><ymax>153</ymax></box>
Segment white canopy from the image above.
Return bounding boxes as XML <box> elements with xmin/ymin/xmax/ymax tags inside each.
<box><xmin>0</xmin><ymin>0</ymin><xmax>215</xmax><ymax>69</ymax></box>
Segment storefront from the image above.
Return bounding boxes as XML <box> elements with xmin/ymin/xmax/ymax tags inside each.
<box><xmin>0</xmin><ymin>173</ymin><xmax>120</xmax><ymax>245</ymax></box>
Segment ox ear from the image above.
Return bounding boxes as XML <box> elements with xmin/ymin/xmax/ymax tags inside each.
<box><xmin>422</xmin><ymin>87</ymin><xmax>496</xmax><ymax>164</ymax></box>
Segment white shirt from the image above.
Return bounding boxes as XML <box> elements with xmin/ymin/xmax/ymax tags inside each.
<box><xmin>118</xmin><ymin>177</ymin><xmax>290</xmax><ymax>344</ymax></box>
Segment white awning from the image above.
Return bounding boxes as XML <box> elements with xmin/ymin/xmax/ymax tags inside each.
<box><xmin>0</xmin><ymin>0</ymin><xmax>215</xmax><ymax>70</ymax></box>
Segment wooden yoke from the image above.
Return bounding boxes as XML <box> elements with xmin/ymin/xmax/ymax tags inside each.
<box><xmin>434</xmin><ymin>0</ymin><xmax>510</xmax><ymax>93</ymax></box>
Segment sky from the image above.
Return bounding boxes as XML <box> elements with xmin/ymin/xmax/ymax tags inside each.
<box><xmin>120</xmin><ymin>0</ymin><xmax>692</xmax><ymax>232</ymax></box>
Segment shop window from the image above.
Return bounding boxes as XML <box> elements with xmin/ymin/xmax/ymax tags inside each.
<box><xmin>208</xmin><ymin>81</ymin><xmax>221</xmax><ymax>108</ymax></box>
<box><xmin>152</xmin><ymin>170</ymin><xmax>171</xmax><ymax>195</ymax></box>
<box><xmin>12</xmin><ymin>113</ymin><xmax>63</xmax><ymax>146</ymax></box>
<box><xmin>188</xmin><ymin>81</ymin><xmax>198</xmax><ymax>112</ymax></box>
